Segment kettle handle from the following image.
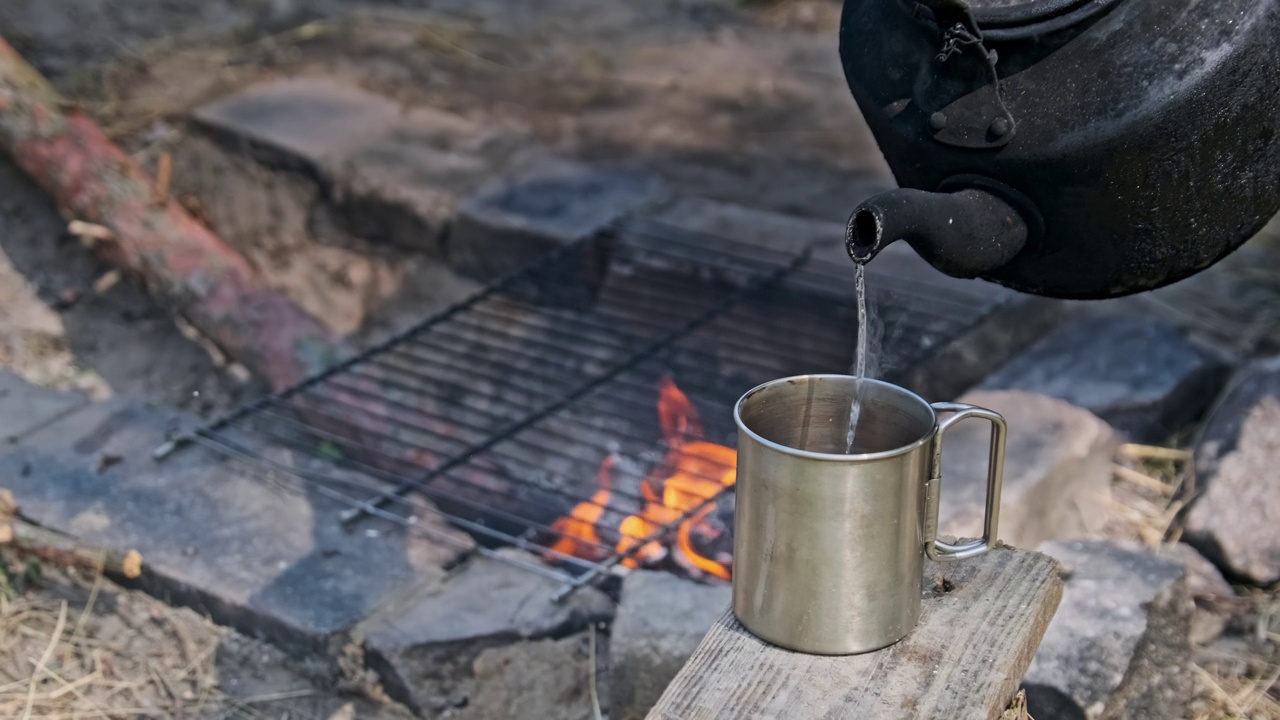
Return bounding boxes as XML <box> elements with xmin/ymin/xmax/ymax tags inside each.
<box><xmin>924</xmin><ymin>403</ymin><xmax>1007</xmax><ymax>562</ymax></box>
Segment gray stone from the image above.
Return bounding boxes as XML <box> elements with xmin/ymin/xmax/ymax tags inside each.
<box><xmin>357</xmin><ymin>547</ymin><xmax>613</xmax><ymax>714</ymax></box>
<box><xmin>453</xmin><ymin>633</ymin><xmax>597</xmax><ymax>720</ymax></box>
<box><xmin>335</xmin><ymin>121</ymin><xmax>539</xmax><ymax>253</ymax></box>
<box><xmin>978</xmin><ymin>315</ymin><xmax>1230</xmax><ymax>442</ymax></box>
<box><xmin>1117</xmin><ymin>237</ymin><xmax>1280</xmax><ymax>359</ymax></box>
<box><xmin>0</xmin><ymin>370</ymin><xmax>88</xmax><ymax>442</ymax></box>
<box><xmin>192</xmin><ymin>78</ymin><xmax>405</xmax><ymax>169</ymax></box>
<box><xmin>450</xmin><ymin>158</ymin><xmax>667</xmax><ymax>284</ymax></box>
<box><xmin>1162</xmin><ymin>543</ymin><xmax>1233</xmax><ymax>602</ymax></box>
<box><xmin>609</xmin><ymin>570</ymin><xmax>731</xmax><ymax>720</ymax></box>
<box><xmin>193</xmin><ymin>78</ymin><xmax>536</xmax><ymax>252</ymax></box>
<box><xmin>938</xmin><ymin>391</ymin><xmax>1118</xmax><ymax>550</ymax></box>
<box><xmin>1024</xmin><ymin>539</ymin><xmax>1193</xmax><ymax>720</ymax></box>
<box><xmin>1159</xmin><ymin>544</ymin><xmax>1235</xmax><ymax>646</ymax></box>
<box><xmin>0</xmin><ymin>397</ymin><xmax>470</xmax><ymax>663</ymax></box>
<box><xmin>1184</xmin><ymin>355</ymin><xmax>1280</xmax><ymax>584</ymax></box>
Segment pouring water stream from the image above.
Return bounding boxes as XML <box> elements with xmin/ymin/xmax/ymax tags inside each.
<box><xmin>846</xmin><ymin>262</ymin><xmax>869</xmax><ymax>453</ymax></box>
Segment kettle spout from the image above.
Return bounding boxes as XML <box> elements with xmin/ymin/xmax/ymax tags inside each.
<box><xmin>846</xmin><ymin>188</ymin><xmax>1029</xmax><ymax>279</ymax></box>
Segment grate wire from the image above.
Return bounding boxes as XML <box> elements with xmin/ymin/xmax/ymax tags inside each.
<box><xmin>157</xmin><ymin>216</ymin><xmax>997</xmax><ymax>599</ymax></box>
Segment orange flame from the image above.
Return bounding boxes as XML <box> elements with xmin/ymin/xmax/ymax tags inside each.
<box><xmin>657</xmin><ymin>376</ymin><xmax>703</xmax><ymax>447</ymax></box>
<box><xmin>546</xmin><ymin>376</ymin><xmax>736</xmax><ymax>580</ymax></box>
<box><xmin>678</xmin><ymin>504</ymin><xmax>731</xmax><ymax>580</ymax></box>
<box><xmin>545</xmin><ymin>457</ymin><xmax>615</xmax><ymax>563</ymax></box>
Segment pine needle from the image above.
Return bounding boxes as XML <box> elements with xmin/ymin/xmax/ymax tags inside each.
<box><xmin>21</xmin><ymin>600</ymin><xmax>66</xmax><ymax>720</ymax></box>
<box><xmin>589</xmin><ymin>624</ymin><xmax>603</xmax><ymax>720</ymax></box>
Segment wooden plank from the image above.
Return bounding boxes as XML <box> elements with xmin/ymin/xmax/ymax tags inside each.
<box><xmin>648</xmin><ymin>546</ymin><xmax>1062</xmax><ymax>720</ymax></box>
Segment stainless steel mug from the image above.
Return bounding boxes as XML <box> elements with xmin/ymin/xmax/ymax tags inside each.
<box><xmin>732</xmin><ymin>375</ymin><xmax>1006</xmax><ymax>655</ymax></box>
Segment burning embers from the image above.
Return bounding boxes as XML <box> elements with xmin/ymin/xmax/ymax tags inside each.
<box><xmin>546</xmin><ymin>378</ymin><xmax>736</xmax><ymax>580</ymax></box>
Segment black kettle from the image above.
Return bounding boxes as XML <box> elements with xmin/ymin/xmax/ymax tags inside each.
<box><xmin>841</xmin><ymin>0</ymin><xmax>1280</xmax><ymax>298</ymax></box>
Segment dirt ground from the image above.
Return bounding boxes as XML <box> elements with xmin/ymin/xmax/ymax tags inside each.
<box><xmin>0</xmin><ymin>549</ymin><xmax>417</xmax><ymax>719</ymax></box>
<box><xmin>0</xmin><ymin>0</ymin><xmax>890</xmax><ymax>405</ymax></box>
<box><xmin>0</xmin><ymin>158</ymin><xmax>252</xmax><ymax>416</ymax></box>
<box><xmin>90</xmin><ymin>1</ymin><xmax>884</xmax><ymax>217</ymax></box>
<box><xmin>1</xmin><ymin>0</ymin><xmax>1279</xmax><ymax>718</ymax></box>
<box><xmin>0</xmin><ymin>448</ymin><xmax>1274</xmax><ymax>719</ymax></box>
<box><xmin>0</xmin><ymin>0</ymin><xmax>891</xmax><ymax>388</ymax></box>
<box><xmin>0</xmin><ymin>4</ymin><xmax>879</xmax><ymax>718</ymax></box>
<box><xmin>1</xmin><ymin>4</ymin><xmax>884</xmax><ymax>718</ymax></box>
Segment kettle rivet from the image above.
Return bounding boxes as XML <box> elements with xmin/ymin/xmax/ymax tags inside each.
<box><xmin>929</xmin><ymin>112</ymin><xmax>948</xmax><ymax>131</ymax></box>
<box><xmin>989</xmin><ymin>117</ymin><xmax>1012</xmax><ymax>137</ymax></box>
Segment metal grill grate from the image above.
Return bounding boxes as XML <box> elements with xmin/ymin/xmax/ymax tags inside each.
<box><xmin>156</xmin><ymin>215</ymin><xmax>1003</xmax><ymax>599</ymax></box>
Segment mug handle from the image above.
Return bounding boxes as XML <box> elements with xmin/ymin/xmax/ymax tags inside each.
<box><xmin>924</xmin><ymin>403</ymin><xmax>1007</xmax><ymax>562</ymax></box>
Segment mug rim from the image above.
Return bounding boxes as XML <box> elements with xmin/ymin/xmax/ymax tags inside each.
<box><xmin>733</xmin><ymin>374</ymin><xmax>937</xmax><ymax>462</ymax></box>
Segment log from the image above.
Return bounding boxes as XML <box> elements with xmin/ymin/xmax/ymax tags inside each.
<box><xmin>0</xmin><ymin>46</ymin><xmax>446</xmax><ymax>509</ymax></box>
<box><xmin>648</xmin><ymin>546</ymin><xmax>1063</xmax><ymax>720</ymax></box>
<box><xmin>0</xmin><ymin>489</ymin><xmax>142</xmax><ymax>578</ymax></box>
<box><xmin>0</xmin><ymin>37</ymin><xmax>338</xmax><ymax>391</ymax></box>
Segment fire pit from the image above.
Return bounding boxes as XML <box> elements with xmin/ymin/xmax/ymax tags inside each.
<box><xmin>157</xmin><ymin>210</ymin><xmax>1038</xmax><ymax>599</ymax></box>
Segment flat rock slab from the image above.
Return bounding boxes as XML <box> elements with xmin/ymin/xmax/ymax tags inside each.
<box><xmin>0</xmin><ymin>370</ymin><xmax>88</xmax><ymax>441</ymax></box>
<box><xmin>0</xmin><ymin>389</ymin><xmax>470</xmax><ymax>661</ymax></box>
<box><xmin>451</xmin><ymin>157</ymin><xmax>667</xmax><ymax>284</ymax></box>
<box><xmin>193</xmin><ymin>77</ymin><xmax>537</xmax><ymax>252</ymax></box>
<box><xmin>978</xmin><ymin>315</ymin><xmax>1230</xmax><ymax>442</ymax></box>
<box><xmin>1184</xmin><ymin>354</ymin><xmax>1280</xmax><ymax>583</ymax></box>
<box><xmin>192</xmin><ymin>77</ymin><xmax>407</xmax><ymax>166</ymax></box>
<box><xmin>649</xmin><ymin>546</ymin><xmax>1062</xmax><ymax>720</ymax></box>
<box><xmin>358</xmin><ymin>547</ymin><xmax>612</xmax><ymax>714</ymax></box>
<box><xmin>939</xmin><ymin>391</ymin><xmax>1118</xmax><ymax>550</ymax></box>
<box><xmin>1025</xmin><ymin>539</ymin><xmax>1192</xmax><ymax>720</ymax></box>
<box><xmin>611</xmin><ymin>570</ymin><xmax>732</xmax><ymax>720</ymax></box>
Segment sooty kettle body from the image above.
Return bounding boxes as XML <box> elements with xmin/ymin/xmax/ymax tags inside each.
<box><xmin>840</xmin><ymin>0</ymin><xmax>1280</xmax><ymax>299</ymax></box>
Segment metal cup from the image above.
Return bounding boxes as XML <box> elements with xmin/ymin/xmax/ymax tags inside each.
<box><xmin>732</xmin><ymin>375</ymin><xmax>1006</xmax><ymax>655</ymax></box>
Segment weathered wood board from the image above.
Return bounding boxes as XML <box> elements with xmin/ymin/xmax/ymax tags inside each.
<box><xmin>648</xmin><ymin>546</ymin><xmax>1062</xmax><ymax>720</ymax></box>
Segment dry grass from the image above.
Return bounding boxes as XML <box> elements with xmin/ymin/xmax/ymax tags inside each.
<box><xmin>0</xmin><ymin>573</ymin><xmax>264</xmax><ymax>719</ymax></box>
<box><xmin>1109</xmin><ymin>444</ymin><xmax>1280</xmax><ymax>720</ymax></box>
<box><xmin>1</xmin><ymin>442</ymin><xmax>1275</xmax><ymax>719</ymax></box>
<box><xmin>0</xmin><ymin>550</ymin><xmax>408</xmax><ymax>720</ymax></box>
<box><xmin>1000</xmin><ymin>689</ymin><xmax>1032</xmax><ymax>720</ymax></box>
<box><xmin>1103</xmin><ymin>443</ymin><xmax>1191</xmax><ymax>547</ymax></box>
